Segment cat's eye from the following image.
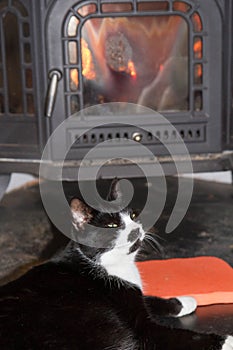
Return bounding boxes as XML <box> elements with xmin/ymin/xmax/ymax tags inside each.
<box><xmin>130</xmin><ymin>212</ymin><xmax>137</xmax><ymax>220</ymax></box>
<box><xmin>107</xmin><ymin>223</ymin><xmax>118</xmax><ymax>228</ymax></box>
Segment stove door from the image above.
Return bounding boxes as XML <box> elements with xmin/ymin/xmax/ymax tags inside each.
<box><xmin>0</xmin><ymin>0</ymin><xmax>40</xmax><ymax>159</ymax></box>
<box><xmin>45</xmin><ymin>0</ymin><xmax>224</xmax><ymax>164</ymax></box>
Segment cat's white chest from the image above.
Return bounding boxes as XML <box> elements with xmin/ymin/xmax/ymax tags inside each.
<box><xmin>99</xmin><ymin>249</ymin><xmax>142</xmax><ymax>290</ymax></box>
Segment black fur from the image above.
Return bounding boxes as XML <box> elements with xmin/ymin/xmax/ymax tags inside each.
<box><xmin>0</xmin><ymin>241</ymin><xmax>227</xmax><ymax>350</ymax></box>
<box><xmin>0</xmin><ymin>181</ymin><xmax>230</xmax><ymax>349</ymax></box>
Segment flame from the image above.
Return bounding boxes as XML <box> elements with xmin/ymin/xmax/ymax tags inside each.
<box><xmin>127</xmin><ymin>60</ymin><xmax>137</xmax><ymax>78</ymax></box>
<box><xmin>195</xmin><ymin>64</ymin><xmax>202</xmax><ymax>83</ymax></box>
<box><xmin>193</xmin><ymin>39</ymin><xmax>202</xmax><ymax>59</ymax></box>
<box><xmin>81</xmin><ymin>15</ymin><xmax>185</xmax><ymax>82</ymax></box>
<box><xmin>77</xmin><ymin>15</ymin><xmax>187</xmax><ymax>105</ymax></box>
<box><xmin>70</xmin><ymin>69</ymin><xmax>79</xmax><ymax>90</ymax></box>
<box><xmin>192</xmin><ymin>12</ymin><xmax>202</xmax><ymax>32</ymax></box>
<box><xmin>81</xmin><ymin>38</ymin><xmax>96</xmax><ymax>80</ymax></box>
<box><xmin>196</xmin><ymin>65</ymin><xmax>202</xmax><ymax>78</ymax></box>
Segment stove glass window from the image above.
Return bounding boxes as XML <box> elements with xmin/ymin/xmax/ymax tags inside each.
<box><xmin>80</xmin><ymin>15</ymin><xmax>189</xmax><ymax>112</ymax></box>
<box><xmin>64</xmin><ymin>1</ymin><xmax>204</xmax><ymax>115</ymax></box>
<box><xmin>0</xmin><ymin>1</ymin><xmax>34</xmax><ymax>116</ymax></box>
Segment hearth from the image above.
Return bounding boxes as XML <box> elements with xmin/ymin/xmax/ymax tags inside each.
<box><xmin>0</xmin><ymin>0</ymin><xmax>233</xmax><ymax>180</ymax></box>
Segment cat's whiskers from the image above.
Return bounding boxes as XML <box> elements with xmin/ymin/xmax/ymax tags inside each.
<box><xmin>142</xmin><ymin>232</ymin><xmax>163</xmax><ymax>255</ymax></box>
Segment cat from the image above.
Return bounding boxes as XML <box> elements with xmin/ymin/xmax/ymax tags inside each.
<box><xmin>0</xmin><ymin>179</ymin><xmax>232</xmax><ymax>349</ymax></box>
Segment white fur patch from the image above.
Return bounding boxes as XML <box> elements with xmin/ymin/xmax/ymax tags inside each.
<box><xmin>100</xmin><ymin>247</ymin><xmax>142</xmax><ymax>289</ymax></box>
<box><xmin>175</xmin><ymin>296</ymin><xmax>197</xmax><ymax>317</ymax></box>
<box><xmin>72</xmin><ymin>212</ymin><xmax>86</xmax><ymax>227</ymax></box>
<box><xmin>222</xmin><ymin>336</ymin><xmax>233</xmax><ymax>350</ymax></box>
<box><xmin>115</xmin><ymin>213</ymin><xmax>144</xmax><ymax>248</ymax></box>
<box><xmin>99</xmin><ymin>213</ymin><xmax>145</xmax><ymax>289</ymax></box>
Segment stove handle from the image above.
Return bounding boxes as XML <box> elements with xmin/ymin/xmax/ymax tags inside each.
<box><xmin>45</xmin><ymin>69</ymin><xmax>62</xmax><ymax>118</ymax></box>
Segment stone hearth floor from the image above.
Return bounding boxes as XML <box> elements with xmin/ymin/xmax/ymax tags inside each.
<box><xmin>0</xmin><ymin>176</ymin><xmax>232</xmax><ymax>336</ymax></box>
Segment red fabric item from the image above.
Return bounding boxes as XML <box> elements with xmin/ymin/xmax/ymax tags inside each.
<box><xmin>136</xmin><ymin>257</ymin><xmax>233</xmax><ymax>306</ymax></box>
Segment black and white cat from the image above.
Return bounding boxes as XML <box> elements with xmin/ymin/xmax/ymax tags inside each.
<box><xmin>0</xmin><ymin>179</ymin><xmax>232</xmax><ymax>349</ymax></box>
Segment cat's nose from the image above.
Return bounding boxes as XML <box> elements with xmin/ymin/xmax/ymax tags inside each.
<box><xmin>128</xmin><ymin>228</ymin><xmax>141</xmax><ymax>242</ymax></box>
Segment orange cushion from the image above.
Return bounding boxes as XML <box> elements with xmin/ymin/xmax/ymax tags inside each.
<box><xmin>136</xmin><ymin>257</ymin><xmax>233</xmax><ymax>306</ymax></box>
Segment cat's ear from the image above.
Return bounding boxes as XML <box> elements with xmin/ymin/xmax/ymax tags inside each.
<box><xmin>70</xmin><ymin>198</ymin><xmax>93</xmax><ymax>230</ymax></box>
<box><xmin>106</xmin><ymin>178</ymin><xmax>122</xmax><ymax>202</ymax></box>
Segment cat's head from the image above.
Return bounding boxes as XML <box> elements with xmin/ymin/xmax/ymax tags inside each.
<box><xmin>70</xmin><ymin>179</ymin><xmax>145</xmax><ymax>257</ymax></box>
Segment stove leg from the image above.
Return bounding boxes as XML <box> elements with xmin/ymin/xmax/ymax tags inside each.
<box><xmin>0</xmin><ymin>174</ymin><xmax>11</xmax><ymax>202</ymax></box>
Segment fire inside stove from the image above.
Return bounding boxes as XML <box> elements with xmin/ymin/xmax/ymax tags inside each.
<box><xmin>65</xmin><ymin>2</ymin><xmax>204</xmax><ymax>115</ymax></box>
<box><xmin>82</xmin><ymin>15</ymin><xmax>189</xmax><ymax>111</ymax></box>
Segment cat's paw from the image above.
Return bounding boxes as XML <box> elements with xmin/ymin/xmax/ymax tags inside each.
<box><xmin>222</xmin><ymin>336</ymin><xmax>233</xmax><ymax>350</ymax></box>
<box><xmin>175</xmin><ymin>296</ymin><xmax>197</xmax><ymax>317</ymax></box>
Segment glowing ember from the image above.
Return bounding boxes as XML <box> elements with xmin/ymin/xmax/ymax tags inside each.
<box><xmin>81</xmin><ymin>38</ymin><xmax>96</xmax><ymax>80</ymax></box>
<box><xmin>127</xmin><ymin>60</ymin><xmax>137</xmax><ymax>78</ymax></box>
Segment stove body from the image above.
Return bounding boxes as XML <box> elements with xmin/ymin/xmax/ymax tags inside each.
<box><xmin>0</xmin><ymin>0</ymin><xmax>233</xmax><ymax>179</ymax></box>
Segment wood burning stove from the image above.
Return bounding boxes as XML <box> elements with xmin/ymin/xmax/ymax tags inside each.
<box><xmin>0</xmin><ymin>0</ymin><xmax>233</xmax><ymax>180</ymax></box>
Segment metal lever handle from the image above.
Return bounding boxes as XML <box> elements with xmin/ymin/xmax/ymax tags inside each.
<box><xmin>45</xmin><ymin>69</ymin><xmax>62</xmax><ymax>118</ymax></box>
